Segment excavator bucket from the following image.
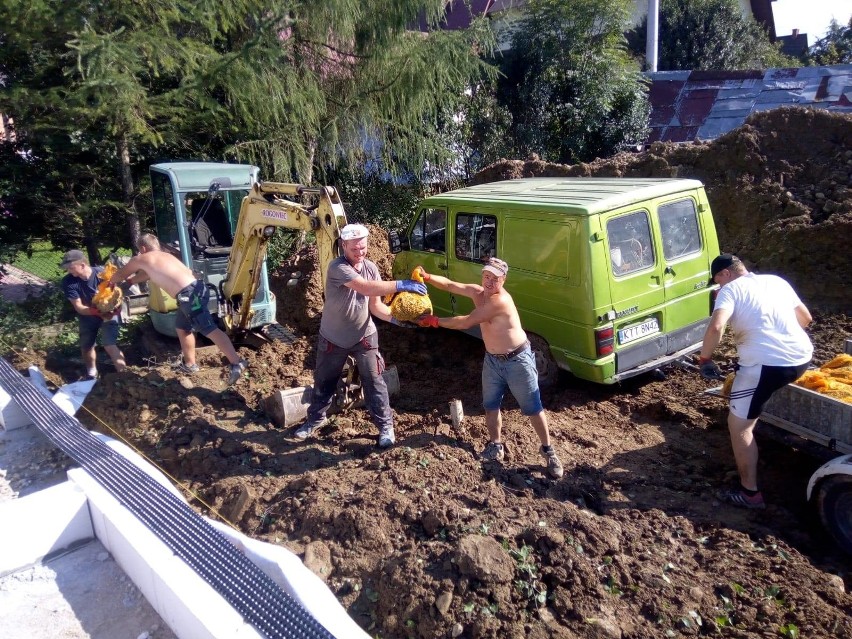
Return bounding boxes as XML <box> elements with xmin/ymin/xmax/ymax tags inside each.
<box><xmin>264</xmin><ymin>365</ymin><xmax>400</xmax><ymax>429</ymax></box>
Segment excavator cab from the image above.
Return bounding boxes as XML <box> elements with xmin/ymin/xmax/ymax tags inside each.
<box><xmin>148</xmin><ymin>162</ymin><xmax>275</xmax><ymax>338</ymax></box>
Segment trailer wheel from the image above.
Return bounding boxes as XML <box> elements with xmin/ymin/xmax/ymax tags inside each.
<box><xmin>816</xmin><ymin>475</ymin><xmax>852</xmax><ymax>556</ymax></box>
<box><xmin>529</xmin><ymin>334</ymin><xmax>559</xmax><ymax>388</ymax></box>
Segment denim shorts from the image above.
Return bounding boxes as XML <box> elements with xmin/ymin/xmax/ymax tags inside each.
<box><xmin>175</xmin><ymin>280</ymin><xmax>218</xmax><ymax>336</ymax></box>
<box><xmin>79</xmin><ymin>317</ymin><xmax>120</xmax><ymax>350</ymax></box>
<box><xmin>482</xmin><ymin>346</ymin><xmax>544</xmax><ymax>415</ymax></box>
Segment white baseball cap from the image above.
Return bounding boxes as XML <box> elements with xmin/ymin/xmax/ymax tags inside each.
<box><xmin>340</xmin><ymin>224</ymin><xmax>369</xmax><ymax>241</ymax></box>
<box><xmin>482</xmin><ymin>257</ymin><xmax>508</xmax><ymax>277</ymax></box>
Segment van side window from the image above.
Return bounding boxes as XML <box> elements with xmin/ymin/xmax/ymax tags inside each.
<box><xmin>456</xmin><ymin>213</ymin><xmax>497</xmax><ymax>262</ymax></box>
<box><xmin>658</xmin><ymin>199</ymin><xmax>701</xmax><ymax>261</ymax></box>
<box><xmin>607</xmin><ymin>211</ymin><xmax>654</xmax><ymax>275</ymax></box>
<box><xmin>409</xmin><ymin>208</ymin><xmax>446</xmax><ymax>252</ymax></box>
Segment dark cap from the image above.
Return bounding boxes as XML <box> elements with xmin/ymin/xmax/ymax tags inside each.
<box><xmin>710</xmin><ymin>253</ymin><xmax>736</xmax><ymax>282</ymax></box>
<box><xmin>59</xmin><ymin>249</ymin><xmax>86</xmax><ymax>269</ymax></box>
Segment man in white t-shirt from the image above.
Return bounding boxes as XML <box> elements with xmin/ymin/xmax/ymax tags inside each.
<box><xmin>698</xmin><ymin>254</ymin><xmax>812</xmax><ymax>509</ymax></box>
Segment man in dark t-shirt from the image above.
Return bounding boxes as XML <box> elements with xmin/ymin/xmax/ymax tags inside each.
<box><xmin>60</xmin><ymin>250</ymin><xmax>126</xmax><ymax>379</ymax></box>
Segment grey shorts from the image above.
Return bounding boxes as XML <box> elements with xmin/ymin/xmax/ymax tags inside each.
<box><xmin>79</xmin><ymin>317</ymin><xmax>120</xmax><ymax>350</ymax></box>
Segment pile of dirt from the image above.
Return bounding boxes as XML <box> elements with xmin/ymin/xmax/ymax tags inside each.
<box><xmin>6</xmin><ymin>108</ymin><xmax>852</xmax><ymax>638</ymax></box>
<box><xmin>474</xmin><ymin>107</ymin><xmax>852</xmax><ymax>311</ymax></box>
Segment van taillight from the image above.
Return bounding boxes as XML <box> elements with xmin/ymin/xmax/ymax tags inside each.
<box><xmin>596</xmin><ymin>327</ymin><xmax>614</xmax><ymax>356</ymax></box>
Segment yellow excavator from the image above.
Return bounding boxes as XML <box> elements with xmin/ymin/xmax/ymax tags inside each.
<box><xmin>138</xmin><ymin>162</ymin><xmax>389</xmax><ymax>423</ymax></box>
<box><xmin>142</xmin><ymin>162</ymin><xmax>346</xmax><ymax>343</ymax></box>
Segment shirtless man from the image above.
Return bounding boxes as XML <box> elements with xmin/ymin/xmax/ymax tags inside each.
<box><xmin>416</xmin><ymin>258</ymin><xmax>563</xmax><ymax>478</ymax></box>
<box><xmin>109</xmin><ymin>234</ymin><xmax>247</xmax><ymax>386</ymax></box>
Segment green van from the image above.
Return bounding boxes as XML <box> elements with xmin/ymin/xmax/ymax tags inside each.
<box><xmin>390</xmin><ymin>177</ymin><xmax>720</xmax><ymax>385</ymax></box>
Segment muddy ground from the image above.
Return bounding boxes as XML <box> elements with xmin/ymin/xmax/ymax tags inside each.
<box><xmin>5</xmin><ymin>107</ymin><xmax>852</xmax><ymax>638</ymax></box>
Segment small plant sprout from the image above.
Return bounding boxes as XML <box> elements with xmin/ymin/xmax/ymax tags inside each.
<box><xmin>510</xmin><ymin>544</ymin><xmax>548</xmax><ymax>607</ymax></box>
<box><xmin>778</xmin><ymin>623</ymin><xmax>800</xmax><ymax>638</ymax></box>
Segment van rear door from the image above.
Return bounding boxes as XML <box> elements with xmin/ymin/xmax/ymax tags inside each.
<box><xmin>603</xmin><ymin>208</ymin><xmax>667</xmax><ymax>370</ymax></box>
<box><xmin>657</xmin><ymin>195</ymin><xmax>713</xmax><ymax>353</ymax></box>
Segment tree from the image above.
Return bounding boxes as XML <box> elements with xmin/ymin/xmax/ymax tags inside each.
<box><xmin>0</xmin><ymin>0</ymin><xmax>495</xmax><ymax>255</ymax></box>
<box><xmin>807</xmin><ymin>17</ymin><xmax>852</xmax><ymax>65</ymax></box>
<box><xmin>628</xmin><ymin>0</ymin><xmax>797</xmax><ymax>71</ymax></box>
<box><xmin>485</xmin><ymin>0</ymin><xmax>649</xmax><ymax>165</ymax></box>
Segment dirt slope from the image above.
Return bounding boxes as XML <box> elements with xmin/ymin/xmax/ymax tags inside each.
<box><xmin>475</xmin><ymin>107</ymin><xmax>852</xmax><ymax>311</ymax></box>
<box><xmin>6</xmin><ymin>107</ymin><xmax>852</xmax><ymax>638</ymax></box>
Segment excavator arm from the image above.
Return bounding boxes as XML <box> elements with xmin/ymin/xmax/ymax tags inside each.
<box><xmin>221</xmin><ymin>182</ymin><xmax>347</xmax><ymax>335</ymax></box>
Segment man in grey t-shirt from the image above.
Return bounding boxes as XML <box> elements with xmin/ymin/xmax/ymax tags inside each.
<box><xmin>293</xmin><ymin>224</ymin><xmax>427</xmax><ymax>448</ymax></box>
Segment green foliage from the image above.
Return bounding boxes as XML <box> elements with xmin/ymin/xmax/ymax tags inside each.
<box><xmin>807</xmin><ymin>17</ymin><xmax>852</xmax><ymax>65</ymax></box>
<box><xmin>330</xmin><ymin>167</ymin><xmax>432</xmax><ymax>235</ymax></box>
<box><xmin>510</xmin><ymin>544</ymin><xmax>547</xmax><ymax>607</ymax></box>
<box><xmin>627</xmin><ymin>0</ymin><xmax>798</xmax><ymax>70</ymax></box>
<box><xmin>487</xmin><ymin>0</ymin><xmax>650</xmax><ymax>164</ymax></box>
<box><xmin>0</xmin><ymin>0</ymin><xmax>495</xmax><ymax>256</ymax></box>
<box><xmin>0</xmin><ymin>288</ymin><xmax>76</xmax><ymax>352</ymax></box>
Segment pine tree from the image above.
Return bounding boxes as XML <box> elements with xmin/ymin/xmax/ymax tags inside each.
<box><xmin>0</xmin><ymin>0</ymin><xmax>495</xmax><ymax>251</ymax></box>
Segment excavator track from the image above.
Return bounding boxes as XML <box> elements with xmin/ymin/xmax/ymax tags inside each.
<box><xmin>0</xmin><ymin>357</ymin><xmax>334</xmax><ymax>639</ymax></box>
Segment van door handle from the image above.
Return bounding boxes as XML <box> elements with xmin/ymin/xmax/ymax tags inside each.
<box><xmin>439</xmin><ymin>261</ymin><xmax>448</xmax><ymax>269</ymax></box>
<box><xmin>664</xmin><ymin>266</ymin><xmax>675</xmax><ymax>276</ymax></box>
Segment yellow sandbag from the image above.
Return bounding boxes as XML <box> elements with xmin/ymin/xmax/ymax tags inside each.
<box><xmin>92</xmin><ymin>263</ymin><xmax>124</xmax><ymax>313</ymax></box>
<box><xmin>796</xmin><ymin>370</ymin><xmax>829</xmax><ymax>391</ymax></box>
<box><xmin>820</xmin><ymin>354</ymin><xmax>852</xmax><ymax>370</ymax></box>
<box><xmin>387</xmin><ymin>268</ymin><xmax>432</xmax><ymax>322</ymax></box>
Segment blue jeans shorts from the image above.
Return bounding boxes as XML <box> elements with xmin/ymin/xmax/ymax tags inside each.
<box><xmin>482</xmin><ymin>346</ymin><xmax>544</xmax><ymax>415</ymax></box>
<box><xmin>79</xmin><ymin>317</ymin><xmax>120</xmax><ymax>350</ymax></box>
<box><xmin>175</xmin><ymin>280</ymin><xmax>218</xmax><ymax>336</ymax></box>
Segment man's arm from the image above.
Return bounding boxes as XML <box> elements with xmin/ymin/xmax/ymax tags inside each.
<box><xmin>68</xmin><ymin>297</ymin><xmax>100</xmax><ymax>317</ymax></box>
<box><xmin>109</xmin><ymin>255</ymin><xmax>148</xmax><ymax>286</ymax></box>
<box><xmin>345</xmin><ymin>277</ymin><xmax>400</xmax><ymax>298</ymax></box>
<box><xmin>423</xmin><ymin>273</ymin><xmax>482</xmax><ymax>299</ymax></box>
<box><xmin>794</xmin><ymin>303</ymin><xmax>812</xmax><ymax>329</ymax></box>
<box><xmin>699</xmin><ymin>308</ymin><xmax>731</xmax><ymax>360</ymax></box>
<box><xmin>368</xmin><ymin>295</ymin><xmax>393</xmax><ymax>322</ymax></box>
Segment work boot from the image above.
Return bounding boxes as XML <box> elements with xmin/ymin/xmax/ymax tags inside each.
<box><xmin>540</xmin><ymin>445</ymin><xmax>564</xmax><ymax>479</ymax></box>
<box><xmin>227</xmin><ymin>359</ymin><xmax>248</xmax><ymax>386</ymax></box>
<box><xmin>479</xmin><ymin>441</ymin><xmax>505</xmax><ymax>462</ymax></box>
<box><xmin>378</xmin><ymin>425</ymin><xmax>396</xmax><ymax>448</ymax></box>
<box><xmin>294</xmin><ymin>419</ymin><xmax>327</xmax><ymax>441</ymax></box>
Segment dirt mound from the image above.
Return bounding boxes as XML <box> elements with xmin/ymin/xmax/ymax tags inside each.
<box><xmin>270</xmin><ymin>224</ymin><xmax>394</xmax><ymax>335</ymax></box>
<box><xmin>475</xmin><ymin>107</ymin><xmax>852</xmax><ymax>310</ymax></box>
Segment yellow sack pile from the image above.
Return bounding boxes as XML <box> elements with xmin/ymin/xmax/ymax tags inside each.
<box><xmin>386</xmin><ymin>268</ymin><xmax>432</xmax><ymax>322</ymax></box>
<box><xmin>92</xmin><ymin>262</ymin><xmax>124</xmax><ymax>314</ymax></box>
<box><xmin>795</xmin><ymin>353</ymin><xmax>852</xmax><ymax>403</ymax></box>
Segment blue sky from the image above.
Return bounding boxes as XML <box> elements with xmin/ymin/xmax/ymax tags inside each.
<box><xmin>773</xmin><ymin>0</ymin><xmax>851</xmax><ymax>41</ymax></box>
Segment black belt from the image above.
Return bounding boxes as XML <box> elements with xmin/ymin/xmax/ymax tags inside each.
<box><xmin>489</xmin><ymin>339</ymin><xmax>530</xmax><ymax>361</ymax></box>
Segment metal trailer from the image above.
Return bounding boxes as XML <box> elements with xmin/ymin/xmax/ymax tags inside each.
<box><xmin>759</xmin><ymin>339</ymin><xmax>852</xmax><ymax>555</ymax></box>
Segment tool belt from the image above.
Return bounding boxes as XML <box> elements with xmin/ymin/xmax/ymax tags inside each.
<box><xmin>489</xmin><ymin>339</ymin><xmax>530</xmax><ymax>361</ymax></box>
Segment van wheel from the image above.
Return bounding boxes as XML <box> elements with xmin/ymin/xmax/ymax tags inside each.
<box><xmin>529</xmin><ymin>334</ymin><xmax>559</xmax><ymax>388</ymax></box>
<box><xmin>816</xmin><ymin>475</ymin><xmax>852</xmax><ymax>555</ymax></box>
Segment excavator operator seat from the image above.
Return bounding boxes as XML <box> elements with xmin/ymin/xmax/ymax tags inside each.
<box><xmin>191</xmin><ymin>198</ymin><xmax>233</xmax><ymax>257</ymax></box>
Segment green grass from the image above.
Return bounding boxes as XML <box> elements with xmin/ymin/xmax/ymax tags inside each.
<box><xmin>11</xmin><ymin>241</ymin><xmax>131</xmax><ymax>282</ymax></box>
<box><xmin>11</xmin><ymin>241</ymin><xmax>64</xmax><ymax>281</ymax></box>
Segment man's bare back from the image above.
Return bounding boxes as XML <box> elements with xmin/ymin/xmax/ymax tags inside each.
<box><xmin>112</xmin><ymin>250</ymin><xmax>196</xmax><ymax>297</ymax></box>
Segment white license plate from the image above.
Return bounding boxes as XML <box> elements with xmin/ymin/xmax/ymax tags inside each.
<box><xmin>618</xmin><ymin>318</ymin><xmax>660</xmax><ymax>345</ymax></box>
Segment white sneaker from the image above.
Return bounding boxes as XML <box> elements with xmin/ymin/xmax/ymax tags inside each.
<box><xmin>227</xmin><ymin>359</ymin><xmax>247</xmax><ymax>386</ymax></box>
<box><xmin>378</xmin><ymin>426</ymin><xmax>396</xmax><ymax>448</ymax></box>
